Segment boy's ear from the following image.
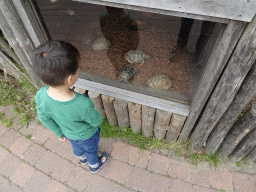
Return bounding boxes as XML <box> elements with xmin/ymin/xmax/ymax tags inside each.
<box><xmin>67</xmin><ymin>75</ymin><xmax>72</xmax><ymax>85</ymax></box>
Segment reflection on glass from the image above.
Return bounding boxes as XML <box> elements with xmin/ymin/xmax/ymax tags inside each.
<box><xmin>34</xmin><ymin>0</ymin><xmax>222</xmax><ymax>104</ymax></box>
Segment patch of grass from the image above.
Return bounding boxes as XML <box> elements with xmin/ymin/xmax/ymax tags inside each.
<box><xmin>8</xmin><ymin>179</ymin><xmax>12</xmax><ymax>183</ymax></box>
<box><xmin>40</xmin><ymin>144</ymin><xmax>45</xmax><ymax>148</ymax></box>
<box><xmin>0</xmin><ymin>117</ymin><xmax>14</xmax><ymax>128</ymax></box>
<box><xmin>25</xmin><ymin>134</ymin><xmax>32</xmax><ymax>139</ymax></box>
<box><xmin>0</xmin><ymin>77</ymin><xmax>37</xmax><ymax>128</ymax></box>
<box><xmin>100</xmin><ymin>118</ymin><xmax>170</xmax><ymax>149</ymax></box>
<box><xmin>235</xmin><ymin>156</ymin><xmax>249</xmax><ymax>167</ymax></box>
<box><xmin>6</xmin><ymin>148</ymin><xmax>11</xmax><ymax>153</ymax></box>
<box><xmin>185</xmin><ymin>152</ymin><xmax>220</xmax><ymax>168</ymax></box>
<box><xmin>100</xmin><ymin>118</ymin><xmax>223</xmax><ymax>168</ymax></box>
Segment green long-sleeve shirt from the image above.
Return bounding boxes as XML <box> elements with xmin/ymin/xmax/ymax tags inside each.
<box><xmin>34</xmin><ymin>86</ymin><xmax>102</xmax><ymax>140</ymax></box>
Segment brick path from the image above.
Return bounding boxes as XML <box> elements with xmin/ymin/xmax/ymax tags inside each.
<box><xmin>0</xmin><ymin>108</ymin><xmax>256</xmax><ymax>191</ymax></box>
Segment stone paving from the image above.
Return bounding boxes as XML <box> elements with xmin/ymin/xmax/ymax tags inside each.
<box><xmin>0</xmin><ymin>107</ymin><xmax>256</xmax><ymax>191</ymax></box>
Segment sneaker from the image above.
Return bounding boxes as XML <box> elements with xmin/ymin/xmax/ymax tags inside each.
<box><xmin>80</xmin><ymin>158</ymin><xmax>88</xmax><ymax>165</ymax></box>
<box><xmin>169</xmin><ymin>44</ymin><xmax>185</xmax><ymax>62</ymax></box>
<box><xmin>90</xmin><ymin>152</ymin><xmax>109</xmax><ymax>173</ymax></box>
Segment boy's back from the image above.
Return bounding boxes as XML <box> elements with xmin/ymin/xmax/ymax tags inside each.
<box><xmin>35</xmin><ymin>86</ymin><xmax>102</xmax><ymax>141</ymax></box>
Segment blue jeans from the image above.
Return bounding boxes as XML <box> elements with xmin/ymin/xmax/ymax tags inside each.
<box><xmin>64</xmin><ymin>128</ymin><xmax>100</xmax><ymax>165</ymax></box>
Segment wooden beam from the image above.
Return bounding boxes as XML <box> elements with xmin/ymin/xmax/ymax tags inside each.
<box><xmin>113</xmin><ymin>98</ymin><xmax>129</xmax><ymax>129</ymax></box>
<box><xmin>205</xmin><ymin>61</ymin><xmax>256</xmax><ymax>154</ymax></box>
<box><xmin>247</xmin><ymin>147</ymin><xmax>256</xmax><ymax>162</ymax></box>
<box><xmin>142</xmin><ymin>105</ymin><xmax>155</xmax><ymax>137</ymax></box>
<box><xmin>153</xmin><ymin>109</ymin><xmax>172</xmax><ymax>140</ymax></box>
<box><xmin>178</xmin><ymin>20</ymin><xmax>246</xmax><ymax>141</ymax></box>
<box><xmin>189</xmin><ymin>15</ymin><xmax>256</xmax><ymax>152</ymax></box>
<box><xmin>229</xmin><ymin>128</ymin><xmax>256</xmax><ymax>162</ymax></box>
<box><xmin>0</xmin><ymin>0</ymin><xmax>42</xmax><ymax>89</ymax></box>
<box><xmin>74</xmin><ymin>0</ymin><xmax>256</xmax><ymax>22</ymax></box>
<box><xmin>128</xmin><ymin>101</ymin><xmax>142</xmax><ymax>133</ymax></box>
<box><xmin>217</xmin><ymin>103</ymin><xmax>256</xmax><ymax>158</ymax></box>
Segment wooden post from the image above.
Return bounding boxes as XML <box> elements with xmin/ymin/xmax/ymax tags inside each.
<box><xmin>128</xmin><ymin>101</ymin><xmax>142</xmax><ymax>133</ymax></box>
<box><xmin>113</xmin><ymin>98</ymin><xmax>129</xmax><ymax>129</ymax></box>
<box><xmin>189</xmin><ymin>16</ymin><xmax>256</xmax><ymax>152</ymax></box>
<box><xmin>205</xmin><ymin>61</ymin><xmax>256</xmax><ymax>154</ymax></box>
<box><xmin>247</xmin><ymin>147</ymin><xmax>256</xmax><ymax>162</ymax></box>
<box><xmin>166</xmin><ymin>114</ymin><xmax>186</xmax><ymax>143</ymax></box>
<box><xmin>153</xmin><ymin>109</ymin><xmax>172</xmax><ymax>140</ymax></box>
<box><xmin>217</xmin><ymin>103</ymin><xmax>256</xmax><ymax>158</ymax></box>
<box><xmin>0</xmin><ymin>1</ymin><xmax>42</xmax><ymax>89</ymax></box>
<box><xmin>229</xmin><ymin>128</ymin><xmax>256</xmax><ymax>162</ymax></box>
<box><xmin>88</xmin><ymin>91</ymin><xmax>106</xmax><ymax>119</ymax></box>
<box><xmin>142</xmin><ymin>105</ymin><xmax>155</xmax><ymax>137</ymax></box>
<box><xmin>178</xmin><ymin>21</ymin><xmax>246</xmax><ymax>141</ymax></box>
<box><xmin>101</xmin><ymin>95</ymin><xmax>117</xmax><ymax>126</ymax></box>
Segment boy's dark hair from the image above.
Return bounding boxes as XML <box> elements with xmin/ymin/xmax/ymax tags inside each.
<box><xmin>32</xmin><ymin>41</ymin><xmax>79</xmax><ymax>87</ymax></box>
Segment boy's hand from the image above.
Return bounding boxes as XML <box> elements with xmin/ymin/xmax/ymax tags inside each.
<box><xmin>58</xmin><ymin>135</ymin><xmax>65</xmax><ymax>141</ymax></box>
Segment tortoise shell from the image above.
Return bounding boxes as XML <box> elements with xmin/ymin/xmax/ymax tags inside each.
<box><xmin>125</xmin><ymin>50</ymin><xmax>150</xmax><ymax>65</ymax></box>
<box><xmin>146</xmin><ymin>74</ymin><xmax>172</xmax><ymax>89</ymax></box>
<box><xmin>92</xmin><ymin>38</ymin><xmax>110</xmax><ymax>51</ymax></box>
<box><xmin>117</xmin><ymin>65</ymin><xmax>136</xmax><ymax>82</ymax></box>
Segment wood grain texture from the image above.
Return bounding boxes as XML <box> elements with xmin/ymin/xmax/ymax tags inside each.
<box><xmin>229</xmin><ymin>128</ymin><xmax>256</xmax><ymax>162</ymax></box>
<box><xmin>142</xmin><ymin>105</ymin><xmax>155</xmax><ymax>137</ymax></box>
<box><xmin>88</xmin><ymin>91</ymin><xmax>106</xmax><ymax>119</ymax></box>
<box><xmin>101</xmin><ymin>95</ymin><xmax>117</xmax><ymax>126</ymax></box>
<box><xmin>205</xmin><ymin>62</ymin><xmax>256</xmax><ymax>154</ymax></box>
<box><xmin>179</xmin><ymin>20</ymin><xmax>246</xmax><ymax>141</ymax></box>
<box><xmin>0</xmin><ymin>1</ymin><xmax>42</xmax><ymax>89</ymax></box>
<box><xmin>113</xmin><ymin>98</ymin><xmax>129</xmax><ymax>129</ymax></box>
<box><xmin>217</xmin><ymin>106</ymin><xmax>256</xmax><ymax>158</ymax></box>
<box><xmin>153</xmin><ymin>109</ymin><xmax>172</xmax><ymax>140</ymax></box>
<box><xmin>166</xmin><ymin>114</ymin><xmax>186</xmax><ymax>143</ymax></box>
<box><xmin>128</xmin><ymin>101</ymin><xmax>142</xmax><ymax>133</ymax></box>
<box><xmin>75</xmin><ymin>0</ymin><xmax>256</xmax><ymax>22</ymax></box>
<box><xmin>247</xmin><ymin>147</ymin><xmax>256</xmax><ymax>162</ymax></box>
<box><xmin>189</xmin><ymin>16</ymin><xmax>256</xmax><ymax>152</ymax></box>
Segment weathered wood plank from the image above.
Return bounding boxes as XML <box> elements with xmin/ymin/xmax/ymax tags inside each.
<box><xmin>229</xmin><ymin>128</ymin><xmax>256</xmax><ymax>162</ymax></box>
<box><xmin>205</xmin><ymin>62</ymin><xmax>256</xmax><ymax>154</ymax></box>
<box><xmin>142</xmin><ymin>105</ymin><xmax>155</xmax><ymax>137</ymax></box>
<box><xmin>153</xmin><ymin>109</ymin><xmax>172</xmax><ymax>140</ymax></box>
<box><xmin>247</xmin><ymin>147</ymin><xmax>256</xmax><ymax>162</ymax></box>
<box><xmin>75</xmin><ymin>0</ymin><xmax>256</xmax><ymax>22</ymax></box>
<box><xmin>166</xmin><ymin>114</ymin><xmax>186</xmax><ymax>143</ymax></box>
<box><xmin>101</xmin><ymin>95</ymin><xmax>117</xmax><ymax>126</ymax></box>
<box><xmin>113</xmin><ymin>98</ymin><xmax>129</xmax><ymax>129</ymax></box>
<box><xmin>189</xmin><ymin>16</ymin><xmax>256</xmax><ymax>152</ymax></box>
<box><xmin>217</xmin><ymin>104</ymin><xmax>256</xmax><ymax>158</ymax></box>
<box><xmin>88</xmin><ymin>91</ymin><xmax>106</xmax><ymax>119</ymax></box>
<box><xmin>12</xmin><ymin>0</ymin><xmax>49</xmax><ymax>47</ymax></box>
<box><xmin>0</xmin><ymin>36</ymin><xmax>21</xmax><ymax>64</ymax></box>
<box><xmin>0</xmin><ymin>1</ymin><xmax>42</xmax><ymax>89</ymax></box>
<box><xmin>179</xmin><ymin>20</ymin><xmax>246</xmax><ymax>141</ymax></box>
<box><xmin>128</xmin><ymin>101</ymin><xmax>141</xmax><ymax>133</ymax></box>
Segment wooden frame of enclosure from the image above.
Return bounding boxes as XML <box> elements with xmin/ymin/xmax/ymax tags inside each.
<box><xmin>1</xmin><ymin>0</ymin><xmax>256</xmax><ymax>157</ymax></box>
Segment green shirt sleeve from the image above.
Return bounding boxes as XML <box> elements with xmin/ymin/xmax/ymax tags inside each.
<box><xmin>36</xmin><ymin>110</ymin><xmax>63</xmax><ymax>138</ymax></box>
<box><xmin>84</xmin><ymin>99</ymin><xmax>103</xmax><ymax>127</ymax></box>
<box><xmin>35</xmin><ymin>92</ymin><xmax>63</xmax><ymax>138</ymax></box>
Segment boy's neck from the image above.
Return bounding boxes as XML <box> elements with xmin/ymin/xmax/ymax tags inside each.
<box><xmin>48</xmin><ymin>86</ymin><xmax>75</xmax><ymax>101</ymax></box>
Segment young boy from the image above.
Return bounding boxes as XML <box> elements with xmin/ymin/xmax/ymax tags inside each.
<box><xmin>32</xmin><ymin>41</ymin><xmax>108</xmax><ymax>173</ymax></box>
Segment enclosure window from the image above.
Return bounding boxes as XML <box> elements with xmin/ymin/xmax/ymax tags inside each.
<box><xmin>33</xmin><ymin>0</ymin><xmax>225</xmax><ymax>104</ymax></box>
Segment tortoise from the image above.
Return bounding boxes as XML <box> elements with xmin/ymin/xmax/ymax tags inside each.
<box><xmin>146</xmin><ymin>74</ymin><xmax>172</xmax><ymax>89</ymax></box>
<box><xmin>92</xmin><ymin>37</ymin><xmax>110</xmax><ymax>51</ymax></box>
<box><xmin>125</xmin><ymin>50</ymin><xmax>151</xmax><ymax>65</ymax></box>
<box><xmin>117</xmin><ymin>65</ymin><xmax>136</xmax><ymax>82</ymax></box>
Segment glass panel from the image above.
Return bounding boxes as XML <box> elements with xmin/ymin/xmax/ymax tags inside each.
<box><xmin>32</xmin><ymin>0</ymin><xmax>226</xmax><ymax>104</ymax></box>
